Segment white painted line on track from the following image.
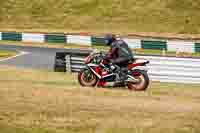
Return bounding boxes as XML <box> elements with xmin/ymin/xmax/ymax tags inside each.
<box><xmin>0</xmin><ymin>51</ymin><xmax>30</xmax><ymax>62</ymax></box>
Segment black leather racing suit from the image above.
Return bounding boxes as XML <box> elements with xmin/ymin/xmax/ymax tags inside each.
<box><xmin>106</xmin><ymin>39</ymin><xmax>134</xmax><ymax>67</ymax></box>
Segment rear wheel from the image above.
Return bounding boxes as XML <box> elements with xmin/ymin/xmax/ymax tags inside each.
<box><xmin>78</xmin><ymin>68</ymin><xmax>98</xmax><ymax>87</ymax></box>
<box><xmin>127</xmin><ymin>70</ymin><xmax>149</xmax><ymax>91</ymax></box>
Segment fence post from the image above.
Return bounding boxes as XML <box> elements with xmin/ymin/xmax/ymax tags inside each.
<box><xmin>162</xmin><ymin>48</ymin><xmax>166</xmax><ymax>56</ymax></box>
<box><xmin>65</xmin><ymin>54</ymin><xmax>71</xmax><ymax>72</ymax></box>
<box><xmin>176</xmin><ymin>48</ymin><xmax>180</xmax><ymax>57</ymax></box>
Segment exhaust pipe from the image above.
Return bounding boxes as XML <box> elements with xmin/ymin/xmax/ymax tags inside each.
<box><xmin>126</xmin><ymin>75</ymin><xmax>140</xmax><ymax>83</ymax></box>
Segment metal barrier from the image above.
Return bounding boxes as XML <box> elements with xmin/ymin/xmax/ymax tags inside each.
<box><xmin>55</xmin><ymin>50</ymin><xmax>200</xmax><ymax>84</ymax></box>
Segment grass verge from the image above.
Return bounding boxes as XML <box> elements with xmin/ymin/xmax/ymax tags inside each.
<box><xmin>0</xmin><ymin>49</ymin><xmax>17</xmax><ymax>58</ymax></box>
<box><xmin>134</xmin><ymin>49</ymin><xmax>200</xmax><ymax>58</ymax></box>
<box><xmin>0</xmin><ymin>66</ymin><xmax>200</xmax><ymax>133</ymax></box>
<box><xmin>1</xmin><ymin>0</ymin><xmax>200</xmax><ymax>35</ymax></box>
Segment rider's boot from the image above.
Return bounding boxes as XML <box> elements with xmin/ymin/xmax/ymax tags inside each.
<box><xmin>119</xmin><ymin>68</ymin><xmax>138</xmax><ymax>83</ymax></box>
<box><xmin>125</xmin><ymin>70</ymin><xmax>138</xmax><ymax>82</ymax></box>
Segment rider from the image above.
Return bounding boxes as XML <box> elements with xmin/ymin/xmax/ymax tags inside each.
<box><xmin>104</xmin><ymin>34</ymin><xmax>134</xmax><ymax>81</ymax></box>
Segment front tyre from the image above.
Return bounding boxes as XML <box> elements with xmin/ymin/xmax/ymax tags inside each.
<box><xmin>127</xmin><ymin>70</ymin><xmax>149</xmax><ymax>91</ymax></box>
<box><xmin>78</xmin><ymin>68</ymin><xmax>98</xmax><ymax>87</ymax></box>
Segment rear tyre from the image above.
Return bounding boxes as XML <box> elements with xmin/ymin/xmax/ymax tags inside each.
<box><xmin>78</xmin><ymin>68</ymin><xmax>98</xmax><ymax>87</ymax></box>
<box><xmin>127</xmin><ymin>70</ymin><xmax>149</xmax><ymax>91</ymax></box>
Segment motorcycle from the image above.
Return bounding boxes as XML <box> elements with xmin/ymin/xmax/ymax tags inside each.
<box><xmin>78</xmin><ymin>49</ymin><xmax>150</xmax><ymax>91</ymax></box>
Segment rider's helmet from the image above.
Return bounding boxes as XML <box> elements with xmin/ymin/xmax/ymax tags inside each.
<box><xmin>105</xmin><ymin>34</ymin><xmax>116</xmax><ymax>46</ymax></box>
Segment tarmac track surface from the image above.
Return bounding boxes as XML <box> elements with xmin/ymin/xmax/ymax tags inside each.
<box><xmin>0</xmin><ymin>44</ymin><xmax>86</xmax><ymax>70</ymax></box>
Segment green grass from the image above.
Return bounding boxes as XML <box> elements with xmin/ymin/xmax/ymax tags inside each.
<box><xmin>0</xmin><ymin>49</ymin><xmax>16</xmax><ymax>58</ymax></box>
<box><xmin>0</xmin><ymin>125</ymin><xmax>57</xmax><ymax>133</ymax></box>
<box><xmin>0</xmin><ymin>66</ymin><xmax>200</xmax><ymax>133</ymax></box>
<box><xmin>0</xmin><ymin>0</ymin><xmax>200</xmax><ymax>35</ymax></box>
<box><xmin>134</xmin><ymin>49</ymin><xmax>200</xmax><ymax>57</ymax></box>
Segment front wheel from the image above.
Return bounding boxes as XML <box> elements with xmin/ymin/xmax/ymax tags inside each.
<box><xmin>78</xmin><ymin>68</ymin><xmax>98</xmax><ymax>87</ymax></box>
<box><xmin>127</xmin><ymin>70</ymin><xmax>149</xmax><ymax>91</ymax></box>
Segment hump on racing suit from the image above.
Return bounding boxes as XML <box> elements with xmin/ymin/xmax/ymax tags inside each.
<box><xmin>106</xmin><ymin>39</ymin><xmax>134</xmax><ymax>67</ymax></box>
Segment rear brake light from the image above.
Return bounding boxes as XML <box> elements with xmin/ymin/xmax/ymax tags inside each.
<box><xmin>132</xmin><ymin>71</ymin><xmax>141</xmax><ymax>76</ymax></box>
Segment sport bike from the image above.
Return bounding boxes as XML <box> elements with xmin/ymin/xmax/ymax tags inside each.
<box><xmin>78</xmin><ymin>49</ymin><xmax>150</xmax><ymax>91</ymax></box>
